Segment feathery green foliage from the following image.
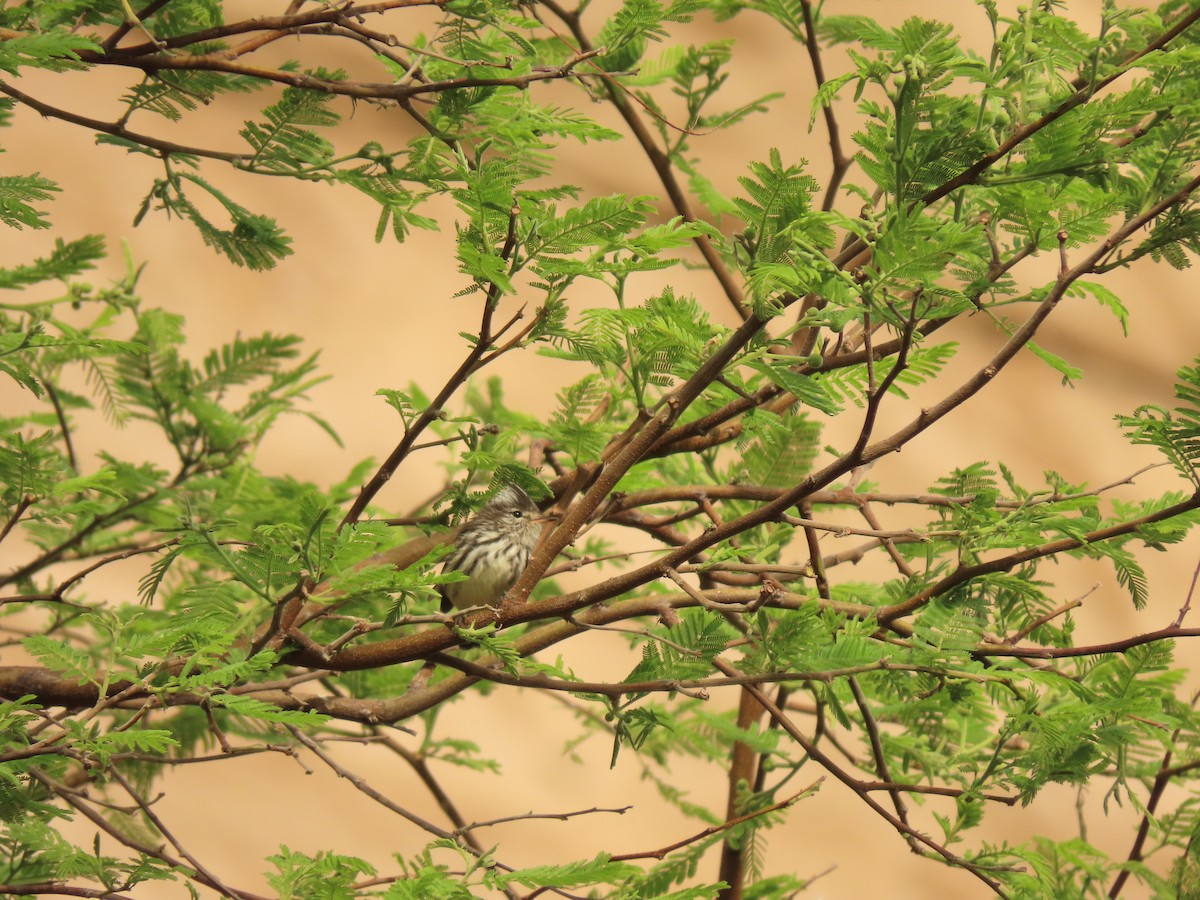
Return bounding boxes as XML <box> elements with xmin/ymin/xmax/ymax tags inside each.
<box><xmin>2</xmin><ymin>1</ymin><xmax>1200</xmax><ymax>898</ymax></box>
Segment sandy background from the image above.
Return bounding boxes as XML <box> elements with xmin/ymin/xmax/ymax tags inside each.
<box><xmin>4</xmin><ymin>0</ymin><xmax>1200</xmax><ymax>897</ymax></box>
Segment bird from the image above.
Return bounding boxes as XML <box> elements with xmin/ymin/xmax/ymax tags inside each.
<box><xmin>437</xmin><ymin>484</ymin><xmax>548</xmax><ymax>612</ymax></box>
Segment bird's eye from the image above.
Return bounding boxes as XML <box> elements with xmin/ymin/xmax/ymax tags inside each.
<box><xmin>511</xmin><ymin>510</ymin><xmax>523</xmax><ymax>518</ymax></box>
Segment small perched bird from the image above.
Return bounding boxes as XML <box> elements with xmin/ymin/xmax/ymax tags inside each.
<box><xmin>438</xmin><ymin>484</ymin><xmax>547</xmax><ymax>612</ymax></box>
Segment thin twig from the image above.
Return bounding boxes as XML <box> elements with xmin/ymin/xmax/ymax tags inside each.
<box><xmin>0</xmin><ymin>495</ymin><xmax>34</xmax><ymax>548</ymax></box>
<box><xmin>27</xmin><ymin>768</ymin><xmax>269</xmax><ymax>900</ymax></box>
<box><xmin>799</xmin><ymin>0</ymin><xmax>850</xmax><ymax>211</ymax></box>
<box><xmin>1107</xmin><ymin>692</ymin><xmax>1200</xmax><ymax>898</ymax></box>
<box><xmin>459</xmin><ymin>805</ymin><xmax>631</xmax><ymax>834</ymax></box>
<box><xmin>109</xmin><ymin>768</ymin><xmax>246</xmax><ymax>899</ymax></box>
<box><xmin>286</xmin><ymin>725</ymin><xmax>462</xmax><ymax>843</ymax></box>
<box><xmin>1174</xmin><ymin>555</ymin><xmax>1200</xmax><ymax>628</ymax></box>
<box><xmin>848</xmin><ymin>676</ymin><xmax>919</xmax><ymax>853</ymax></box>
<box><xmin>612</xmin><ymin>781</ymin><xmax>822</xmax><ymax>862</ymax></box>
<box><xmin>712</xmin><ymin>658</ymin><xmax>1014</xmax><ymax>897</ymax></box>
<box><xmin>535</xmin><ymin>0</ymin><xmax>751</xmax><ymax>320</ymax></box>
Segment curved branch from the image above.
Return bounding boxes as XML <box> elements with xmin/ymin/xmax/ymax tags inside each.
<box><xmin>89</xmin><ymin>0</ymin><xmax>447</xmax><ymax>57</ymax></box>
<box><xmin>877</xmin><ymin>491</ymin><xmax>1200</xmax><ymax>627</ymax></box>
<box><xmin>799</xmin><ymin>0</ymin><xmax>850</xmax><ymax>211</ymax></box>
<box><xmin>712</xmin><ymin>658</ymin><xmax>1012</xmax><ymax>897</ymax></box>
<box><xmin>535</xmin><ymin>0</ymin><xmax>751</xmax><ymax>320</ymax></box>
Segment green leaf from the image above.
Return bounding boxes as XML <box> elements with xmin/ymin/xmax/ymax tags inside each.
<box><xmin>266</xmin><ymin>845</ymin><xmax>375</xmax><ymax>899</ymax></box>
<box><xmin>501</xmin><ymin>853</ymin><xmax>640</xmax><ymax>888</ymax></box>
<box><xmin>1118</xmin><ymin>355</ymin><xmax>1200</xmax><ymax>487</ymax></box>
<box><xmin>753</xmin><ymin>358</ymin><xmax>841</xmax><ymax>415</ymax></box>
<box><xmin>0</xmin><ymin>235</ymin><xmax>106</xmax><ymax>287</ymax></box>
<box><xmin>208</xmin><ymin>694</ymin><xmax>330</xmax><ymax>726</ymax></box>
<box><xmin>0</xmin><ymin>174</ymin><xmax>61</xmax><ymax>229</ymax></box>
<box><xmin>157</xmin><ymin>172</ymin><xmax>293</xmax><ymax>270</ymax></box>
<box><xmin>240</xmin><ymin>75</ymin><xmax>342</xmax><ymax>171</ymax></box>
<box><xmin>22</xmin><ymin>635</ymin><xmax>96</xmax><ymax>685</ymax></box>
<box><xmin>738</xmin><ymin>412</ymin><xmax>822</xmax><ymax>487</ymax></box>
<box><xmin>1071</xmin><ymin>280</ymin><xmax>1129</xmax><ymax>337</ymax></box>
<box><xmin>0</xmin><ymin>31</ymin><xmax>99</xmax><ymax>75</ymax></box>
<box><xmin>1025</xmin><ymin>339</ymin><xmax>1084</xmax><ymax>385</ymax></box>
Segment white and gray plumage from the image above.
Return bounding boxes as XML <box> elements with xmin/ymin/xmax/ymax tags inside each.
<box><xmin>438</xmin><ymin>484</ymin><xmax>544</xmax><ymax>612</ymax></box>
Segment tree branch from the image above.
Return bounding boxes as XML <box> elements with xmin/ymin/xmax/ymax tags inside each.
<box><xmin>712</xmin><ymin>658</ymin><xmax>1013</xmax><ymax>897</ymax></box>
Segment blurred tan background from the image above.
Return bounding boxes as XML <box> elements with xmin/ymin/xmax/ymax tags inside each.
<box><xmin>4</xmin><ymin>0</ymin><xmax>1200</xmax><ymax>897</ymax></box>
